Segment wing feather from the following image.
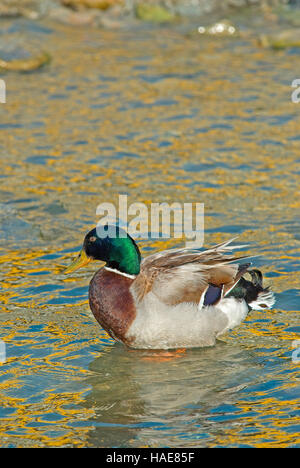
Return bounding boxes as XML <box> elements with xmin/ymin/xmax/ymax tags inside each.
<box><xmin>131</xmin><ymin>239</ymin><xmax>252</xmax><ymax>306</ymax></box>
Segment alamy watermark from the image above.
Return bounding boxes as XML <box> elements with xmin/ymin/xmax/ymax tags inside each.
<box><xmin>0</xmin><ymin>79</ymin><xmax>6</xmax><ymax>104</ymax></box>
<box><xmin>0</xmin><ymin>340</ymin><xmax>6</xmax><ymax>363</ymax></box>
<box><xmin>291</xmin><ymin>79</ymin><xmax>300</xmax><ymax>103</ymax></box>
<box><xmin>96</xmin><ymin>195</ymin><xmax>204</xmax><ymax>248</ymax></box>
<box><xmin>292</xmin><ymin>340</ymin><xmax>300</xmax><ymax>363</ymax></box>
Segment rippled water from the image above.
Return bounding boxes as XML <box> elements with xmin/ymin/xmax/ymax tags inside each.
<box><xmin>0</xmin><ymin>16</ymin><xmax>299</xmax><ymax>448</ymax></box>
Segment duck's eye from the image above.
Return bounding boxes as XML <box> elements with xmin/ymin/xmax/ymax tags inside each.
<box><xmin>89</xmin><ymin>236</ymin><xmax>97</xmax><ymax>243</ymax></box>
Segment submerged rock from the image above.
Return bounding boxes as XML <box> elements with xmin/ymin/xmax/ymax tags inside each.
<box><xmin>0</xmin><ymin>34</ymin><xmax>51</xmax><ymax>72</ymax></box>
<box><xmin>135</xmin><ymin>3</ymin><xmax>176</xmax><ymax>23</ymax></box>
<box><xmin>0</xmin><ymin>0</ymin><xmax>41</xmax><ymax>19</ymax></box>
<box><xmin>0</xmin><ymin>50</ymin><xmax>50</xmax><ymax>72</ymax></box>
<box><xmin>135</xmin><ymin>0</ymin><xmax>288</xmax><ymax>19</ymax></box>
<box><xmin>61</xmin><ymin>0</ymin><xmax>122</xmax><ymax>10</ymax></box>
<box><xmin>49</xmin><ymin>6</ymin><xmax>100</xmax><ymax>25</ymax></box>
<box><xmin>259</xmin><ymin>29</ymin><xmax>300</xmax><ymax>49</ymax></box>
<box><xmin>0</xmin><ymin>0</ymin><xmax>292</xmax><ymax>22</ymax></box>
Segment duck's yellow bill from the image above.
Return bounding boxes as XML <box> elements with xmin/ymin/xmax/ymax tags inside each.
<box><xmin>64</xmin><ymin>250</ymin><xmax>91</xmax><ymax>274</ymax></box>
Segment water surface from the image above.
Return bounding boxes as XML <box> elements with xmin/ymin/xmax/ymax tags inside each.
<box><xmin>0</xmin><ymin>17</ymin><xmax>299</xmax><ymax>447</ymax></box>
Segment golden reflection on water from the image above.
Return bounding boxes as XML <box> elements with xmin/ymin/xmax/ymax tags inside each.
<box><xmin>0</xmin><ymin>16</ymin><xmax>299</xmax><ymax>447</ymax></box>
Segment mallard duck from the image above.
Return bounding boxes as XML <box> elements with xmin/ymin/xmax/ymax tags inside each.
<box><xmin>65</xmin><ymin>226</ymin><xmax>275</xmax><ymax>349</ymax></box>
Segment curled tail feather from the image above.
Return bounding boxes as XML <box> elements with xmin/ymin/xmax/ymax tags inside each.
<box><xmin>226</xmin><ymin>268</ymin><xmax>275</xmax><ymax>310</ymax></box>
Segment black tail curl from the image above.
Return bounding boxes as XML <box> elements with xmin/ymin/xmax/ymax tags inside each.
<box><xmin>227</xmin><ymin>268</ymin><xmax>273</xmax><ymax>310</ymax></box>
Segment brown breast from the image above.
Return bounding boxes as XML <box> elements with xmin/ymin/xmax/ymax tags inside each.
<box><xmin>89</xmin><ymin>268</ymin><xmax>137</xmax><ymax>345</ymax></box>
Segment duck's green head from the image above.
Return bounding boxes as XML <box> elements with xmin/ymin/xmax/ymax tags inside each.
<box><xmin>65</xmin><ymin>225</ymin><xmax>141</xmax><ymax>276</ymax></box>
